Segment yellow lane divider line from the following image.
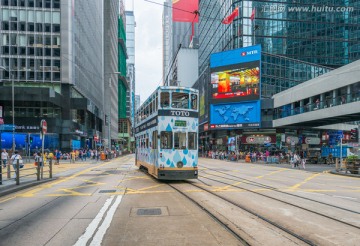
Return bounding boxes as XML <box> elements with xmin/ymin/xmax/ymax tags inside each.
<box><xmin>288</xmin><ymin>173</ymin><xmax>321</xmax><ymax>190</ymax></box>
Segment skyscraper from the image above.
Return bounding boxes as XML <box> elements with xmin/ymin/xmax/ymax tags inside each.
<box><xmin>0</xmin><ymin>0</ymin><xmax>119</xmax><ymax>151</ymax></box>
<box><xmin>195</xmin><ymin>0</ymin><xmax>359</xmax><ymax>149</ymax></box>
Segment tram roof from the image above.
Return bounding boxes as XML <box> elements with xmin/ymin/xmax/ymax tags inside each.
<box><xmin>139</xmin><ymin>86</ymin><xmax>199</xmax><ymax>108</ymax></box>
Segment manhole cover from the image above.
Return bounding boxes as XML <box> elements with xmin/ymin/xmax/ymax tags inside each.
<box><xmin>136</xmin><ymin>208</ymin><xmax>162</xmax><ymax>216</ymax></box>
<box><xmin>99</xmin><ymin>190</ymin><xmax>117</xmax><ymax>193</ymax></box>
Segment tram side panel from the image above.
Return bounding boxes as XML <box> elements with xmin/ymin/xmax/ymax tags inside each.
<box><xmin>135</xmin><ymin>125</ymin><xmax>158</xmax><ymax>176</ymax></box>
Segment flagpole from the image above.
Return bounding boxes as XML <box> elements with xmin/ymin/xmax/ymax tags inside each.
<box><xmin>253</xmin><ymin>18</ymin><xmax>255</xmax><ymax>45</ymax></box>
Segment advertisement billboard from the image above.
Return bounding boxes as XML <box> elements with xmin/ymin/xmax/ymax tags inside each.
<box><xmin>210</xmin><ymin>101</ymin><xmax>261</xmax><ymax>129</ymax></box>
<box><xmin>210</xmin><ymin>45</ymin><xmax>261</xmax><ymax>104</ymax></box>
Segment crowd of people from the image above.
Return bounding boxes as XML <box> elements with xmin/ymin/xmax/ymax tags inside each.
<box><xmin>202</xmin><ymin>150</ymin><xmax>307</xmax><ymax>169</ymax></box>
<box><xmin>0</xmin><ymin>148</ymin><xmax>120</xmax><ymax>179</ymax></box>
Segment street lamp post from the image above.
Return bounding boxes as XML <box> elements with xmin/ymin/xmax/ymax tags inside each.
<box><xmin>107</xmin><ymin>72</ymin><xmax>120</xmax><ymax>151</ymax></box>
<box><xmin>0</xmin><ymin>66</ymin><xmax>15</xmax><ymax>154</ymax></box>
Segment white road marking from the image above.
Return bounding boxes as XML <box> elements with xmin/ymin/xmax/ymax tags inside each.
<box><xmin>297</xmin><ymin>191</ymin><xmax>325</xmax><ymax>196</ymax></box>
<box><xmin>333</xmin><ymin>195</ymin><xmax>358</xmax><ymax>200</ymax></box>
<box><xmin>90</xmin><ymin>195</ymin><xmax>123</xmax><ymax>246</ymax></box>
<box><xmin>74</xmin><ymin>196</ymin><xmax>115</xmax><ymax>246</ymax></box>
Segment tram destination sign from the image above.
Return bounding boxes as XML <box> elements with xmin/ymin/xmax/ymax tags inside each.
<box><xmin>158</xmin><ymin>110</ymin><xmax>198</xmax><ymax>118</ymax></box>
<box><xmin>174</xmin><ymin>120</ymin><xmax>187</xmax><ymax>127</ymax></box>
<box><xmin>135</xmin><ymin>116</ymin><xmax>158</xmax><ymax>134</ymax></box>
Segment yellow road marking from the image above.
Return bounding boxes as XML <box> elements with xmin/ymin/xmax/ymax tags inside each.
<box><xmin>0</xmin><ymin>160</ymin><xmax>114</xmax><ymax>203</ymax></box>
<box><xmin>256</xmin><ymin>168</ymin><xmax>288</xmax><ymax>179</ymax></box>
<box><xmin>119</xmin><ymin>176</ymin><xmax>150</xmax><ymax>182</ymax></box>
<box><xmin>288</xmin><ymin>173</ymin><xmax>321</xmax><ymax>190</ymax></box>
<box><xmin>47</xmin><ymin>188</ymin><xmax>92</xmax><ymax>197</ymax></box>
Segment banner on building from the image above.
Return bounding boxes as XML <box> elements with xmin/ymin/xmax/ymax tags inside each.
<box><xmin>210</xmin><ymin>101</ymin><xmax>261</xmax><ymax>129</ymax></box>
<box><xmin>172</xmin><ymin>0</ymin><xmax>199</xmax><ymax>23</ymax></box>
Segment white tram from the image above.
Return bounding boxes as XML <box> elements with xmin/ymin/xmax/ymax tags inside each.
<box><xmin>135</xmin><ymin>86</ymin><xmax>199</xmax><ymax>180</ymax></box>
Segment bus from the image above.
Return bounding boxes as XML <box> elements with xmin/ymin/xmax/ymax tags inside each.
<box><xmin>135</xmin><ymin>86</ymin><xmax>199</xmax><ymax>180</ymax></box>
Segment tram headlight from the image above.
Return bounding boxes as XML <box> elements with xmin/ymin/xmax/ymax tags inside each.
<box><xmin>176</xmin><ymin>161</ymin><xmax>184</xmax><ymax>168</ymax></box>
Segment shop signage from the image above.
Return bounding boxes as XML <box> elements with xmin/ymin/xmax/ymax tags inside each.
<box><xmin>305</xmin><ymin>137</ymin><xmax>320</xmax><ymax>145</ymax></box>
<box><xmin>204</xmin><ymin>123</ymin><xmax>209</xmax><ymax>131</ymax></box>
<box><xmin>41</xmin><ymin>119</ymin><xmax>47</xmax><ymax>134</ymax></box>
<box><xmin>286</xmin><ymin>136</ymin><xmax>298</xmax><ymax>144</ymax></box>
<box><xmin>245</xmin><ymin>136</ymin><xmax>272</xmax><ymax>144</ymax></box>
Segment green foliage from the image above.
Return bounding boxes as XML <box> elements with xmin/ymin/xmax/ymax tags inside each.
<box><xmin>346</xmin><ymin>155</ymin><xmax>359</xmax><ymax>161</ymax></box>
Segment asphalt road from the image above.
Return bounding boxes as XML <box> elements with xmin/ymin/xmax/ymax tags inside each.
<box><xmin>0</xmin><ymin>155</ymin><xmax>358</xmax><ymax>246</ymax></box>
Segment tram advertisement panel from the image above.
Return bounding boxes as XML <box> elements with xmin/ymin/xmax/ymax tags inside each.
<box><xmin>210</xmin><ymin>101</ymin><xmax>261</xmax><ymax>129</ymax></box>
<box><xmin>210</xmin><ymin>45</ymin><xmax>261</xmax><ymax>104</ymax></box>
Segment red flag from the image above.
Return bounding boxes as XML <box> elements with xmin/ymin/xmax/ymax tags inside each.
<box><xmin>173</xmin><ymin>0</ymin><xmax>199</xmax><ymax>23</ymax></box>
<box><xmin>222</xmin><ymin>7</ymin><xmax>239</xmax><ymax>24</ymax></box>
<box><xmin>250</xmin><ymin>8</ymin><xmax>256</xmax><ymax>21</ymax></box>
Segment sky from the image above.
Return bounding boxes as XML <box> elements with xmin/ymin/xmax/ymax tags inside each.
<box><xmin>125</xmin><ymin>0</ymin><xmax>164</xmax><ymax>102</ymax></box>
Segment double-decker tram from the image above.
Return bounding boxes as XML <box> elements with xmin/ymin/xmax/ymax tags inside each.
<box><xmin>135</xmin><ymin>86</ymin><xmax>199</xmax><ymax>180</ymax></box>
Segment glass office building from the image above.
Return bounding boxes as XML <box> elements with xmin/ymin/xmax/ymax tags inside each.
<box><xmin>196</xmin><ymin>0</ymin><xmax>359</xmax><ymax>150</ymax></box>
<box><xmin>0</xmin><ymin>0</ymin><xmax>119</xmax><ymax>151</ymax></box>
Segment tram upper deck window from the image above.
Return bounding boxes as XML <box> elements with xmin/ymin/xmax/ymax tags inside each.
<box><xmin>161</xmin><ymin>92</ymin><xmax>170</xmax><ymax>108</ymax></box>
<box><xmin>174</xmin><ymin>132</ymin><xmax>186</xmax><ymax>149</ymax></box>
<box><xmin>160</xmin><ymin>131</ymin><xmax>172</xmax><ymax>149</ymax></box>
<box><xmin>172</xmin><ymin>92</ymin><xmax>189</xmax><ymax>109</ymax></box>
<box><xmin>191</xmin><ymin>94</ymin><xmax>197</xmax><ymax>110</ymax></box>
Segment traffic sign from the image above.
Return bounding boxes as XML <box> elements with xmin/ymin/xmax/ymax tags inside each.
<box><xmin>41</xmin><ymin>119</ymin><xmax>47</xmax><ymax>134</ymax></box>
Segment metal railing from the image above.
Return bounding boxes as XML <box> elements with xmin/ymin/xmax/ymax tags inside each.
<box><xmin>275</xmin><ymin>92</ymin><xmax>360</xmax><ymax>119</ymax></box>
<box><xmin>0</xmin><ymin>158</ymin><xmax>53</xmax><ymax>185</ymax></box>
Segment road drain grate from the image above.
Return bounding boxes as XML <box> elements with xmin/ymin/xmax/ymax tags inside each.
<box><xmin>99</xmin><ymin>190</ymin><xmax>117</xmax><ymax>193</ymax></box>
<box><xmin>136</xmin><ymin>208</ymin><xmax>162</xmax><ymax>216</ymax></box>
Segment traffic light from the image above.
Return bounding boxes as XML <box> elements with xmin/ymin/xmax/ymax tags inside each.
<box><xmin>30</xmin><ymin>136</ymin><xmax>33</xmax><ymax>144</ymax></box>
<box><xmin>350</xmin><ymin>128</ymin><xmax>358</xmax><ymax>140</ymax></box>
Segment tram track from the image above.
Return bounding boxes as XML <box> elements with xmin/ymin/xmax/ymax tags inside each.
<box><xmin>198</xmin><ymin>167</ymin><xmax>360</xmax><ymax>230</ymax></box>
<box><xmin>168</xmin><ymin>183</ymin><xmax>251</xmax><ymax>246</ymax></box>
<box><xmin>168</xmin><ymin>181</ymin><xmax>316</xmax><ymax>246</ymax></box>
<box><xmin>200</xmin><ymin>165</ymin><xmax>360</xmax><ymax>212</ymax></box>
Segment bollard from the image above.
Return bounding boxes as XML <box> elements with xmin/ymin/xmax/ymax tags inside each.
<box><xmin>7</xmin><ymin>163</ymin><xmax>10</xmax><ymax>179</ymax></box>
<box><xmin>0</xmin><ymin>160</ymin><xmax>2</xmax><ymax>185</ymax></box>
<box><xmin>16</xmin><ymin>159</ymin><xmax>20</xmax><ymax>185</ymax></box>
<box><xmin>49</xmin><ymin>159</ymin><xmax>52</xmax><ymax>179</ymax></box>
<box><xmin>36</xmin><ymin>162</ymin><xmax>40</xmax><ymax>181</ymax></box>
<box><xmin>335</xmin><ymin>158</ymin><xmax>339</xmax><ymax>171</ymax></box>
<box><xmin>41</xmin><ymin>160</ymin><xmax>44</xmax><ymax>180</ymax></box>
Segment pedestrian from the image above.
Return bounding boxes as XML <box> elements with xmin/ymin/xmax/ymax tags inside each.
<box><xmin>294</xmin><ymin>153</ymin><xmax>300</xmax><ymax>169</ymax></box>
<box><xmin>1</xmin><ymin>149</ymin><xmax>9</xmax><ymax>168</ymax></box>
<box><xmin>301</xmin><ymin>151</ymin><xmax>307</xmax><ymax>169</ymax></box>
<box><xmin>56</xmin><ymin>150</ymin><xmax>61</xmax><ymax>165</ymax></box>
<box><xmin>10</xmin><ymin>151</ymin><xmax>23</xmax><ymax>179</ymax></box>
<box><xmin>35</xmin><ymin>152</ymin><xmax>43</xmax><ymax>167</ymax></box>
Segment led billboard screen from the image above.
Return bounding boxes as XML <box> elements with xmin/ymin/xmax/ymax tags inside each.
<box><xmin>210</xmin><ymin>101</ymin><xmax>261</xmax><ymax>129</ymax></box>
<box><xmin>210</xmin><ymin>45</ymin><xmax>261</xmax><ymax>104</ymax></box>
<box><xmin>211</xmin><ymin>60</ymin><xmax>260</xmax><ymax>102</ymax></box>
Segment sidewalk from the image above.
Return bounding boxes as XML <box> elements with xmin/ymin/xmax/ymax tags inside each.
<box><xmin>0</xmin><ymin>159</ymin><xmax>101</xmax><ymax>197</ymax></box>
<box><xmin>201</xmin><ymin>157</ymin><xmax>337</xmax><ymax>173</ymax></box>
